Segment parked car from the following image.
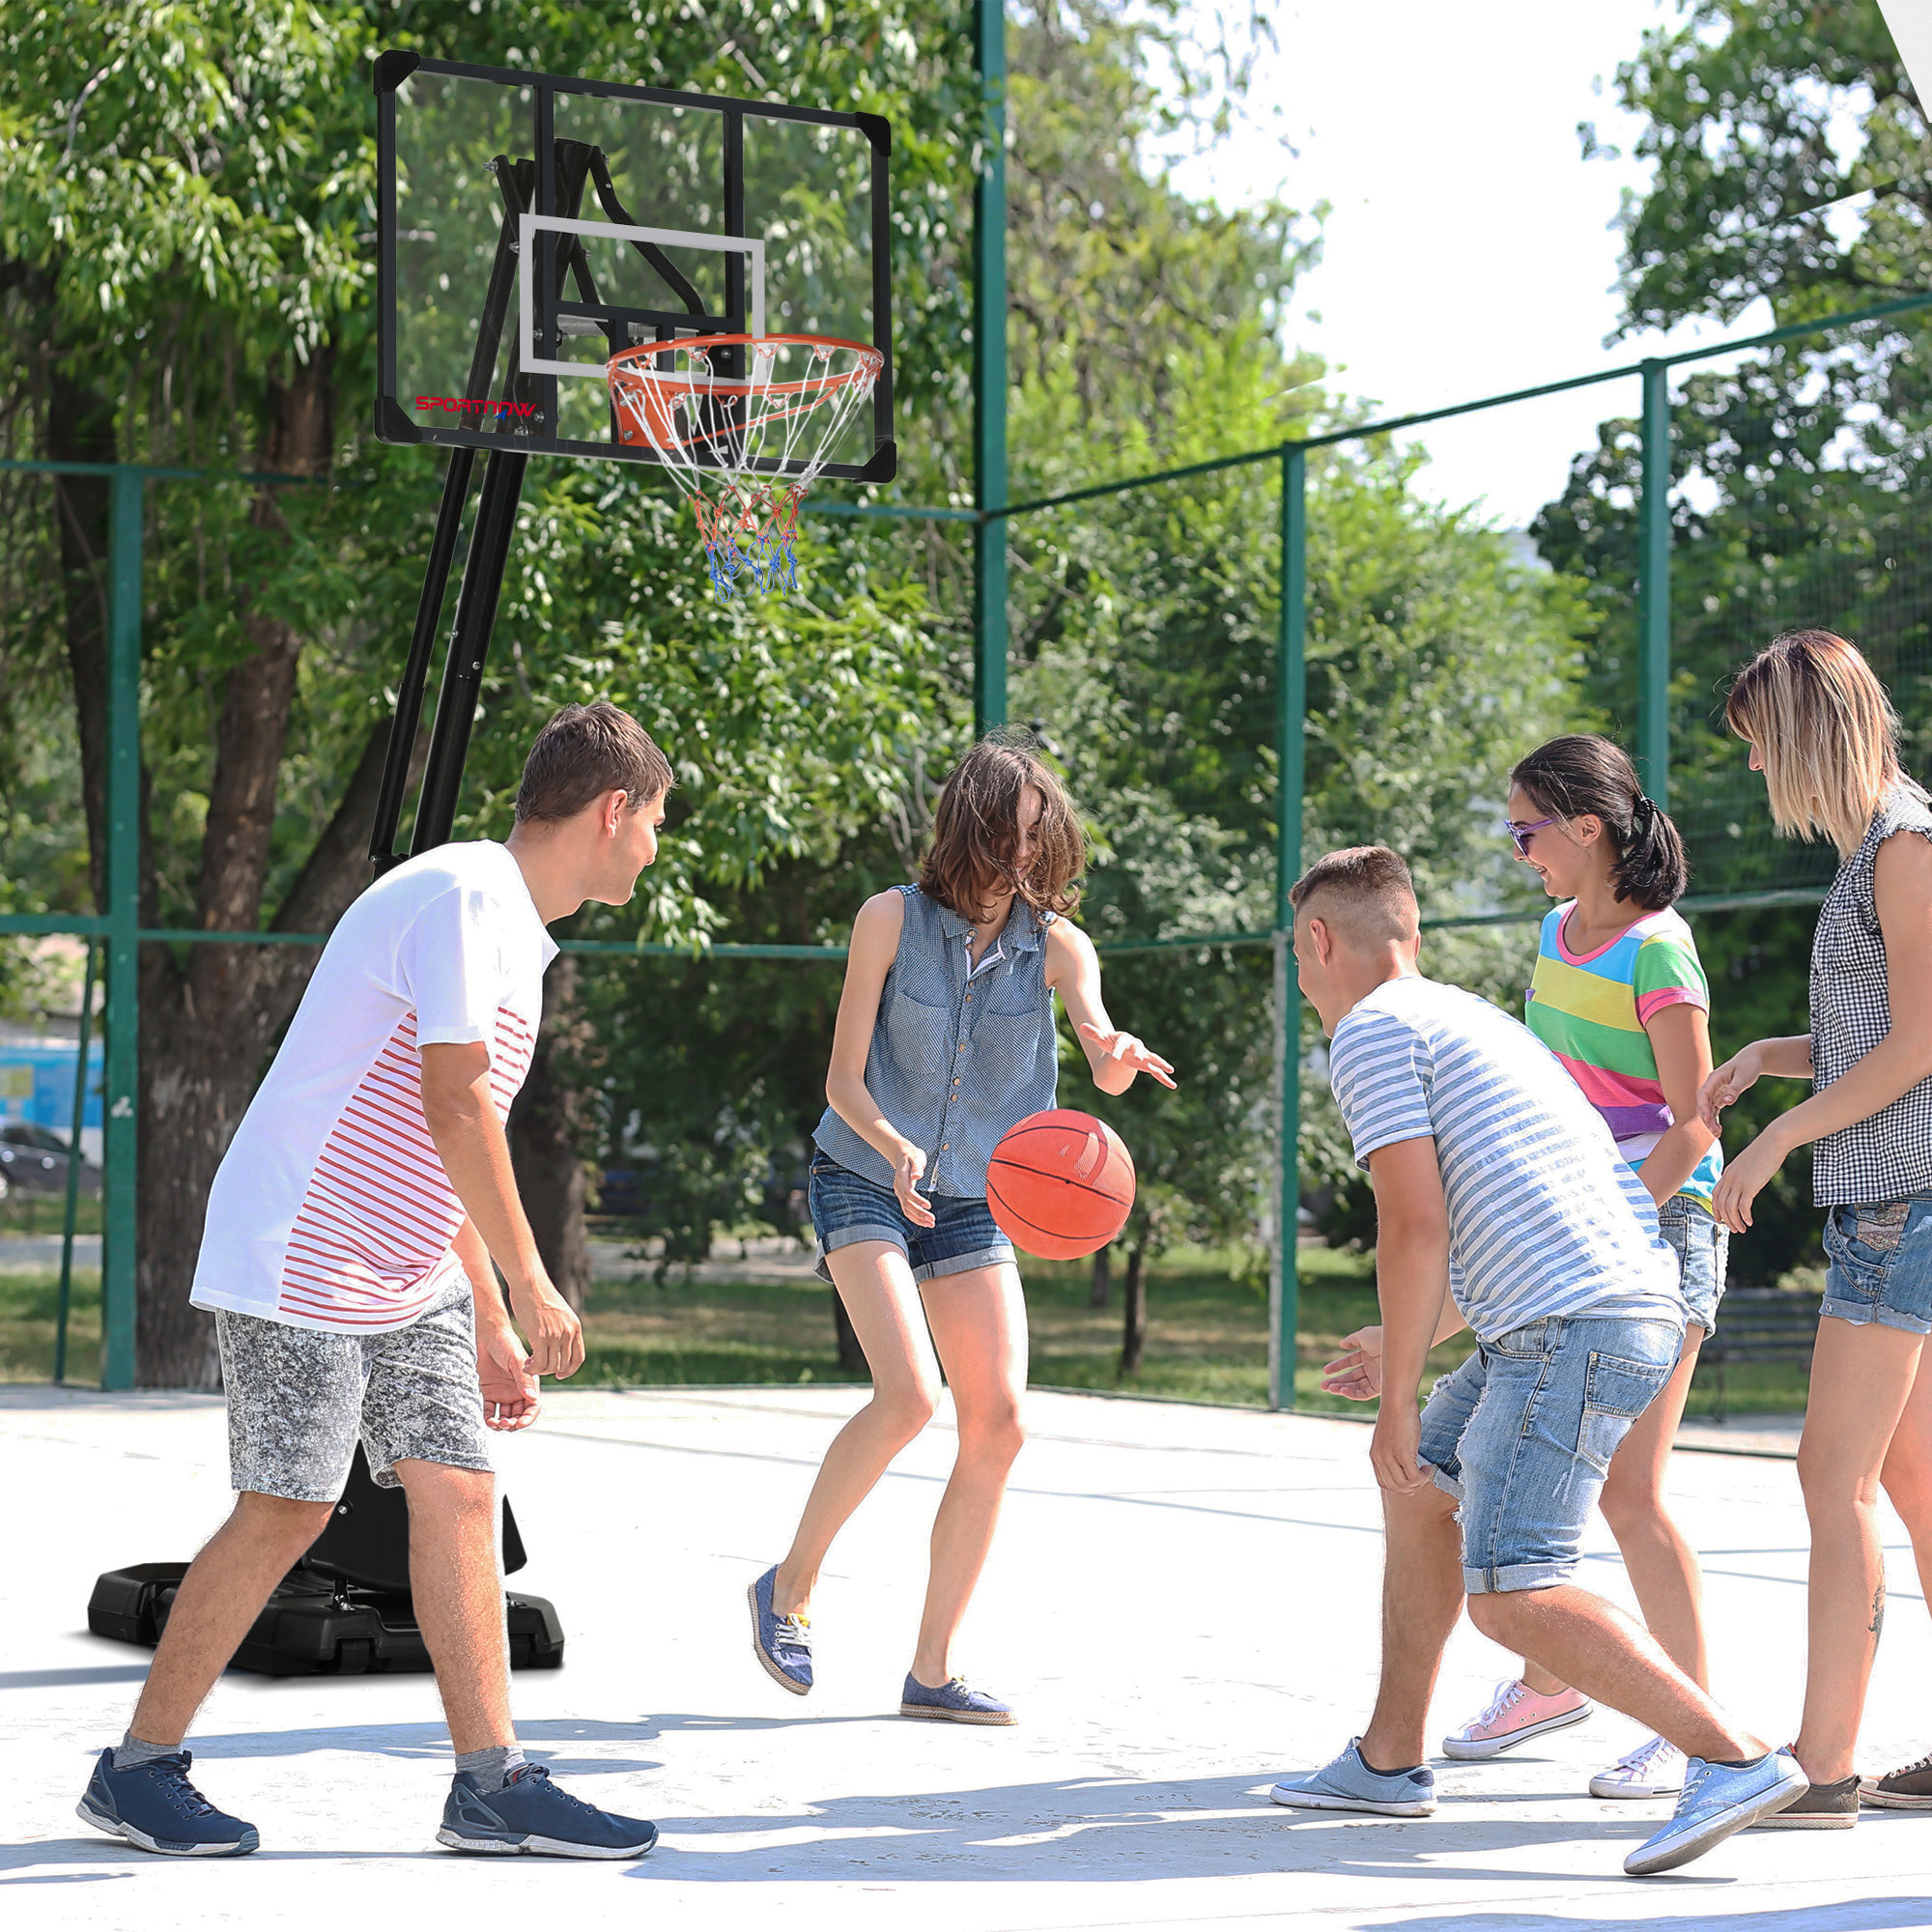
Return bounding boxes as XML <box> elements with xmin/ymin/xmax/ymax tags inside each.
<box><xmin>0</xmin><ymin>1123</ymin><xmax>100</xmax><ymax>1199</ymax></box>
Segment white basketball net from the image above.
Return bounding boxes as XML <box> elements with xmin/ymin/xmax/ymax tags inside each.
<box><xmin>606</xmin><ymin>334</ymin><xmax>883</xmax><ymax>602</ymax></box>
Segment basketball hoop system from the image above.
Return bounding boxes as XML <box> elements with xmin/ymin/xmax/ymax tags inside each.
<box><xmin>607</xmin><ymin>333</ymin><xmax>884</xmax><ymax>602</ymax></box>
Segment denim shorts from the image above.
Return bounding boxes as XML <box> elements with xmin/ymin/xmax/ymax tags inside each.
<box><xmin>808</xmin><ymin>1153</ymin><xmax>1016</xmax><ymax>1285</ymax></box>
<box><xmin>1417</xmin><ymin>1314</ymin><xmax>1683</xmax><ymax>1595</ymax></box>
<box><xmin>1658</xmin><ymin>1193</ymin><xmax>1727</xmax><ymax>1336</ymax></box>
<box><xmin>1822</xmin><ymin>1197</ymin><xmax>1932</xmax><ymax>1335</ymax></box>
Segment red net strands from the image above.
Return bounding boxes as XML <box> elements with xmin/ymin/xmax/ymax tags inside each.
<box><xmin>606</xmin><ymin>334</ymin><xmax>882</xmax><ymax>603</ymax></box>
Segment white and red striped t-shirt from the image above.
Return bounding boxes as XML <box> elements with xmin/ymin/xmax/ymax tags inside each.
<box><xmin>190</xmin><ymin>841</ymin><xmax>557</xmax><ymax>1333</ymax></box>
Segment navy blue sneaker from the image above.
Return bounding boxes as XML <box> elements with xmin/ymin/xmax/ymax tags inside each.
<box><xmin>76</xmin><ymin>1748</ymin><xmax>260</xmax><ymax>1857</ymax></box>
<box><xmin>436</xmin><ymin>1763</ymin><xmax>658</xmax><ymax>1859</ymax></box>
<box><xmin>899</xmin><ymin>1672</ymin><xmax>1017</xmax><ymax>1726</ymax></box>
<box><xmin>749</xmin><ymin>1565</ymin><xmax>812</xmax><ymax>1695</ymax></box>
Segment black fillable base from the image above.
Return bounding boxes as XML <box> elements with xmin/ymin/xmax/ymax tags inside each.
<box><xmin>85</xmin><ymin>1442</ymin><xmax>564</xmax><ymax>1677</ymax></box>
<box><xmin>87</xmin><ymin>1561</ymin><xmax>564</xmax><ymax>1677</ymax></box>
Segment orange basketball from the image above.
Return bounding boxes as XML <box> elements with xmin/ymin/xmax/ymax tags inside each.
<box><xmin>985</xmin><ymin>1109</ymin><xmax>1136</xmax><ymax>1261</ymax></box>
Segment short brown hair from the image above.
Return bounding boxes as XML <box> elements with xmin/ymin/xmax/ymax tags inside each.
<box><xmin>515</xmin><ymin>702</ymin><xmax>673</xmax><ymax>824</ymax></box>
<box><xmin>1290</xmin><ymin>845</ymin><xmax>1419</xmax><ymax>947</ymax></box>
<box><xmin>1725</xmin><ymin>630</ymin><xmax>1901</xmax><ymax>857</ymax></box>
<box><xmin>920</xmin><ymin>734</ymin><xmax>1085</xmax><ymax>921</ymax></box>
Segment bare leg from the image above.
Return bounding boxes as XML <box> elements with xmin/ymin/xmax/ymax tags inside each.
<box><xmin>908</xmin><ymin>1264</ymin><xmax>1029</xmax><ymax>1685</ymax></box>
<box><xmin>1520</xmin><ymin>1326</ymin><xmax>1710</xmax><ymax>1695</ymax></box>
<box><xmin>394</xmin><ymin>1460</ymin><xmax>513</xmax><ymax>1755</ymax></box>
<box><xmin>128</xmin><ymin>1492</ymin><xmax>334</xmax><ymax>1747</ymax></box>
<box><xmin>773</xmin><ymin>1241</ymin><xmax>940</xmax><ymax>1616</ymax></box>
<box><xmin>1357</xmin><ymin>1481</ymin><xmax>1467</xmax><ymax>1769</ymax></box>
<box><xmin>1792</xmin><ymin>1317</ymin><xmax>1926</xmax><ymax>1782</ymax></box>
<box><xmin>1879</xmin><ymin>1342</ymin><xmax>1932</xmax><ymax>1613</ymax></box>
<box><xmin>1470</xmin><ymin>1585</ymin><xmax>1763</xmax><ymax>1761</ymax></box>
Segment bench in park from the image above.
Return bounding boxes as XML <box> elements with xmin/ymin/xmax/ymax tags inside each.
<box><xmin>1691</xmin><ymin>1284</ymin><xmax>1823</xmax><ymax>1422</ymax></box>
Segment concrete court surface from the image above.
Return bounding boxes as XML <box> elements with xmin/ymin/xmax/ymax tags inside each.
<box><xmin>5</xmin><ymin>1385</ymin><xmax>1932</xmax><ymax>1932</ymax></box>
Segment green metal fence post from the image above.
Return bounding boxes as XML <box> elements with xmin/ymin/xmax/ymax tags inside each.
<box><xmin>1270</xmin><ymin>445</ymin><xmax>1308</xmax><ymax>1411</ymax></box>
<box><xmin>101</xmin><ymin>465</ymin><xmax>142</xmax><ymax>1391</ymax></box>
<box><xmin>972</xmin><ymin>0</ymin><xmax>1009</xmax><ymax>737</ymax></box>
<box><xmin>53</xmin><ymin>937</ymin><xmax>98</xmax><ymax>1386</ymax></box>
<box><xmin>1638</xmin><ymin>360</ymin><xmax>1671</xmax><ymax>808</ymax></box>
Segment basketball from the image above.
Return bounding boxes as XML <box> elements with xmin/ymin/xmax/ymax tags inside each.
<box><xmin>985</xmin><ymin>1109</ymin><xmax>1136</xmax><ymax>1261</ymax></box>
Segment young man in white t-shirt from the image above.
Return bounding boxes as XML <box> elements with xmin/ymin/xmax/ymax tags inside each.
<box><xmin>79</xmin><ymin>702</ymin><xmax>671</xmax><ymax>1861</ymax></box>
<box><xmin>1264</xmin><ymin>845</ymin><xmax>1804</xmax><ymax>1876</ymax></box>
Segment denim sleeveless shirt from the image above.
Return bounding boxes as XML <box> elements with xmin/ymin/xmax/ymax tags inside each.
<box><xmin>812</xmin><ymin>883</ymin><xmax>1060</xmax><ymax>1198</ymax></box>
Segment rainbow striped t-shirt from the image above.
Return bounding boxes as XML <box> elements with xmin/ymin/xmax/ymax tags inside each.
<box><xmin>1523</xmin><ymin>901</ymin><xmax>1721</xmax><ymax>1207</ymax></box>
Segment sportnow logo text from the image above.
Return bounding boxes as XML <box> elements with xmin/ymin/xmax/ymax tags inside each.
<box><xmin>415</xmin><ymin>395</ymin><xmax>540</xmax><ymax>419</ymax></box>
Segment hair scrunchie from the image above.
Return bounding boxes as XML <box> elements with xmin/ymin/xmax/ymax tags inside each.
<box><xmin>1632</xmin><ymin>793</ymin><xmax>1658</xmax><ymax>835</ymax></box>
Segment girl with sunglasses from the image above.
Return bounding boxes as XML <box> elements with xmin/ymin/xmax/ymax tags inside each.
<box><xmin>1331</xmin><ymin>736</ymin><xmax>1726</xmax><ymax>1796</ymax></box>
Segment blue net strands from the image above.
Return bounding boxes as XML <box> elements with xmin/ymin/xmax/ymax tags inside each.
<box><xmin>607</xmin><ymin>334</ymin><xmax>880</xmax><ymax>604</ymax></box>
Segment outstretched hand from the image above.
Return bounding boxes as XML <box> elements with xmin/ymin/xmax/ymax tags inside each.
<box><xmin>1076</xmin><ymin>1023</ymin><xmax>1178</xmax><ymax>1090</ymax></box>
<box><xmin>1321</xmin><ymin>1324</ymin><xmax>1384</xmax><ymax>1402</ymax></box>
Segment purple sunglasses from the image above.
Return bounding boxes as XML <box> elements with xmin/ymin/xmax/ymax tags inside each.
<box><xmin>1503</xmin><ymin>813</ymin><xmax>1558</xmax><ymax>858</ymax></box>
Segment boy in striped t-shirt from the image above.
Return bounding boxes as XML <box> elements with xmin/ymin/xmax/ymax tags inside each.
<box><xmin>1264</xmin><ymin>845</ymin><xmax>1802</xmax><ymax>1876</ymax></box>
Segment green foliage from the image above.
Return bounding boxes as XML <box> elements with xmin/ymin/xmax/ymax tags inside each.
<box><xmin>1534</xmin><ymin>0</ymin><xmax>1932</xmax><ymax>1278</ymax></box>
<box><xmin>1595</xmin><ymin>0</ymin><xmax>1924</xmax><ymax>333</ymax></box>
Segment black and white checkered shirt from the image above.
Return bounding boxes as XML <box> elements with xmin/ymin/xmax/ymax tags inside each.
<box><xmin>1811</xmin><ymin>781</ymin><xmax>1932</xmax><ymax>1206</ymax></box>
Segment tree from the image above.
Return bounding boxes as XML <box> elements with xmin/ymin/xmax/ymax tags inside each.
<box><xmin>1533</xmin><ymin>0</ymin><xmax>1932</xmax><ymax>1279</ymax></box>
<box><xmin>0</xmin><ymin>0</ymin><xmax>980</xmax><ymax>1383</ymax></box>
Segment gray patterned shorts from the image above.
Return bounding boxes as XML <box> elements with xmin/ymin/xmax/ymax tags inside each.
<box><xmin>215</xmin><ymin>1273</ymin><xmax>494</xmax><ymax>1501</ymax></box>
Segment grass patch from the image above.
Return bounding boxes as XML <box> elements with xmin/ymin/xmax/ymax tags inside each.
<box><xmin>575</xmin><ymin>1240</ymin><xmax>1808</xmax><ymax>1414</ymax></box>
<box><xmin>0</xmin><ymin>1193</ymin><xmax>101</xmax><ymax>1237</ymax></box>
<box><xmin>574</xmin><ymin>1241</ymin><xmax>1475</xmax><ymax>1409</ymax></box>
<box><xmin>0</xmin><ymin>1267</ymin><xmax>100</xmax><ymax>1382</ymax></box>
<box><xmin>0</xmin><ymin>1234</ymin><xmax>1810</xmax><ymax>1414</ymax></box>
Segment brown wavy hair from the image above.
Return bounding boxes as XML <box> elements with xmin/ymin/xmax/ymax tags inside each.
<box><xmin>920</xmin><ymin>734</ymin><xmax>1085</xmax><ymax>922</ymax></box>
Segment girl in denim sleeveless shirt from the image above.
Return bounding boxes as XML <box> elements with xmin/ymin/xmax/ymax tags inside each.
<box><xmin>1705</xmin><ymin>630</ymin><xmax>1932</xmax><ymax>1824</ymax></box>
<box><xmin>747</xmin><ymin>737</ymin><xmax>1174</xmax><ymax>1725</ymax></box>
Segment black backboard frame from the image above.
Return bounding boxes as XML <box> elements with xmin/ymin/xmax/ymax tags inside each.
<box><xmin>374</xmin><ymin>51</ymin><xmax>895</xmax><ymax>483</ymax></box>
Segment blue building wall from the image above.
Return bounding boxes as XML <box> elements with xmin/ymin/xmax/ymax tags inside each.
<box><xmin>0</xmin><ymin>1039</ymin><xmax>104</xmax><ymax>1135</ymax></box>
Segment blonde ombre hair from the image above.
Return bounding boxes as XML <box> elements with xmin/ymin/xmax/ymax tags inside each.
<box><xmin>1724</xmin><ymin>630</ymin><xmax>1902</xmax><ymax>858</ymax></box>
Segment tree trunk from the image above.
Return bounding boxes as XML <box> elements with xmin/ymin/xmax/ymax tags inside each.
<box><xmin>508</xmin><ymin>953</ymin><xmax>592</xmax><ymax>1313</ymax></box>
<box><xmin>128</xmin><ymin>350</ymin><xmax>342</xmax><ymax>1386</ymax></box>
<box><xmin>45</xmin><ymin>355</ymin><xmax>116</xmax><ymax>910</ymax></box>
<box><xmin>1119</xmin><ymin>1236</ymin><xmax>1148</xmax><ymax>1377</ymax></box>
<box><xmin>132</xmin><ymin>724</ymin><xmax>404</xmax><ymax>1384</ymax></box>
<box><xmin>1089</xmin><ymin>1242</ymin><xmax>1112</xmax><ymax>1307</ymax></box>
<box><xmin>832</xmin><ymin>1286</ymin><xmax>867</xmax><ymax>1375</ymax></box>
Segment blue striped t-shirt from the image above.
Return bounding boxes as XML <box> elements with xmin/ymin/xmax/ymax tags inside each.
<box><xmin>1327</xmin><ymin>975</ymin><xmax>1684</xmax><ymax>1342</ymax></box>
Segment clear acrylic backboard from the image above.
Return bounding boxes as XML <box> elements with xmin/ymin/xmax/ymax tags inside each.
<box><xmin>373</xmin><ymin>52</ymin><xmax>895</xmax><ymax>482</ymax></box>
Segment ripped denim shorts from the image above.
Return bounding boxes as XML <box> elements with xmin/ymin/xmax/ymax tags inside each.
<box><xmin>1822</xmin><ymin>1197</ymin><xmax>1932</xmax><ymax>1336</ymax></box>
<box><xmin>1416</xmin><ymin>1314</ymin><xmax>1683</xmax><ymax>1596</ymax></box>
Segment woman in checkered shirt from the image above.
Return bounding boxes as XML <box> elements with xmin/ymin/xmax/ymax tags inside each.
<box><xmin>1701</xmin><ymin>629</ymin><xmax>1932</xmax><ymax>1824</ymax></box>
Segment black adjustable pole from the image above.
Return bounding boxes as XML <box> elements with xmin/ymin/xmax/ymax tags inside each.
<box><xmin>408</xmin><ymin>447</ymin><xmax>528</xmax><ymax>854</ymax></box>
<box><xmin>368</xmin><ymin>446</ymin><xmax>476</xmax><ymax>870</ymax></box>
<box><xmin>371</xmin><ymin>149</ymin><xmax>543</xmax><ymax>869</ymax></box>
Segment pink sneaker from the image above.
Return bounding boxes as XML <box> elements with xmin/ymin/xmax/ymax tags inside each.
<box><xmin>1441</xmin><ymin>1678</ymin><xmax>1594</xmax><ymax>1760</ymax></box>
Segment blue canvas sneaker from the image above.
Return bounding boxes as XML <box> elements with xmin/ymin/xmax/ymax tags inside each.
<box><xmin>76</xmin><ymin>1748</ymin><xmax>260</xmax><ymax>1857</ymax></box>
<box><xmin>436</xmin><ymin>1762</ymin><xmax>658</xmax><ymax>1859</ymax></box>
<box><xmin>1624</xmin><ymin>1749</ymin><xmax>1805</xmax><ymax>1875</ymax></box>
<box><xmin>749</xmin><ymin>1565</ymin><xmax>812</xmax><ymax>1695</ymax></box>
<box><xmin>899</xmin><ymin>1672</ymin><xmax>1017</xmax><ymax>1725</ymax></box>
<box><xmin>1268</xmin><ymin>1738</ymin><xmax>1436</xmax><ymax>1818</ymax></box>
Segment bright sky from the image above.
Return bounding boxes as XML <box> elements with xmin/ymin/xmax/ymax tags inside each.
<box><xmin>1165</xmin><ymin>0</ymin><xmax>1793</xmax><ymax>527</ymax></box>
